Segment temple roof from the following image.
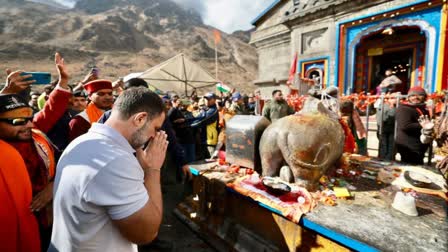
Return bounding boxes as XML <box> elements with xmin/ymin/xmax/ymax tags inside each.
<box><xmin>252</xmin><ymin>0</ymin><xmax>347</xmax><ymax>26</ymax></box>
<box><xmin>283</xmin><ymin>0</ymin><xmax>349</xmax><ymax>21</ymax></box>
<box><xmin>251</xmin><ymin>0</ymin><xmax>284</xmax><ymax>25</ymax></box>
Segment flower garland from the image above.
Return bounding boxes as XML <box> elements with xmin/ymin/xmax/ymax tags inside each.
<box><xmin>285</xmin><ymin>92</ymin><xmax>446</xmax><ymax>114</ymax></box>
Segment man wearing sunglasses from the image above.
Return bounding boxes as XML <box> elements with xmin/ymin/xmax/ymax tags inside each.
<box><xmin>68</xmin><ymin>79</ymin><xmax>114</xmax><ymax>141</ymax></box>
<box><xmin>0</xmin><ymin>52</ymin><xmax>72</xmax><ymax>252</ymax></box>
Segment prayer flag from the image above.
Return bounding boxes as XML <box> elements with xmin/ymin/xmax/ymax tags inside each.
<box><xmin>287</xmin><ymin>52</ymin><xmax>298</xmax><ymax>85</ymax></box>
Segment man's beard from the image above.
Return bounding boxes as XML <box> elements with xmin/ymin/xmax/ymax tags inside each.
<box><xmin>73</xmin><ymin>107</ymin><xmax>84</xmax><ymax>113</ymax></box>
<box><xmin>96</xmin><ymin>104</ymin><xmax>113</xmax><ymax>110</ymax></box>
<box><xmin>3</xmin><ymin>128</ymin><xmax>33</xmax><ymax>142</ymax></box>
<box><xmin>130</xmin><ymin>122</ymin><xmax>149</xmax><ymax>149</ymax></box>
<box><xmin>93</xmin><ymin>99</ymin><xmax>114</xmax><ymax>110</ymax></box>
<box><xmin>18</xmin><ymin>130</ymin><xmax>32</xmax><ymax>141</ymax></box>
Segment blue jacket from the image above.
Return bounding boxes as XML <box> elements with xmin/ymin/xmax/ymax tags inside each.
<box><xmin>189</xmin><ymin>104</ymin><xmax>219</xmax><ymax>145</ymax></box>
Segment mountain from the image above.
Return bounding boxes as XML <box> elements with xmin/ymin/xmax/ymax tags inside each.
<box><xmin>27</xmin><ymin>0</ymin><xmax>69</xmax><ymax>9</ymax></box>
<box><xmin>1</xmin><ymin>0</ymin><xmax>257</xmax><ymax>94</ymax></box>
<box><xmin>232</xmin><ymin>29</ymin><xmax>253</xmax><ymax>44</ymax></box>
<box><xmin>57</xmin><ymin>0</ymin><xmax>76</xmax><ymax>7</ymax></box>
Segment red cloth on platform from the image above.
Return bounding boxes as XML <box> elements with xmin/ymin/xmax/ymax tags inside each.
<box><xmin>228</xmin><ymin>176</ymin><xmax>316</xmax><ymax>223</ymax></box>
<box><xmin>0</xmin><ymin>140</ymin><xmax>40</xmax><ymax>252</ymax></box>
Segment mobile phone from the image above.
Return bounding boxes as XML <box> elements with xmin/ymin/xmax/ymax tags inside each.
<box><xmin>20</xmin><ymin>72</ymin><xmax>51</xmax><ymax>85</ymax></box>
<box><xmin>91</xmin><ymin>67</ymin><xmax>99</xmax><ymax>78</ymax></box>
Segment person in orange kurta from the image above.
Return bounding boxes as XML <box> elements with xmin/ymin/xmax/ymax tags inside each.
<box><xmin>68</xmin><ymin>80</ymin><xmax>114</xmax><ymax>141</ymax></box>
<box><xmin>0</xmin><ymin>52</ymin><xmax>72</xmax><ymax>251</ymax></box>
<box><xmin>0</xmin><ymin>140</ymin><xmax>41</xmax><ymax>252</ymax></box>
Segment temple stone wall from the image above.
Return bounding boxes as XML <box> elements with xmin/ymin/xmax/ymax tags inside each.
<box><xmin>290</xmin><ymin>18</ymin><xmax>336</xmax><ymax>85</ymax></box>
<box><xmin>251</xmin><ymin>0</ymin><xmax>420</xmax><ymax>87</ymax></box>
<box><xmin>256</xmin><ymin>42</ymin><xmax>291</xmax><ymax>83</ymax></box>
<box><xmin>251</xmin><ymin>0</ymin><xmax>292</xmax><ymax>84</ymax></box>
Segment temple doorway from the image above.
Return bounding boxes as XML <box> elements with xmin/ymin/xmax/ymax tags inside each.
<box><xmin>371</xmin><ymin>48</ymin><xmax>413</xmax><ymax>93</ymax></box>
<box><xmin>354</xmin><ymin>26</ymin><xmax>426</xmax><ymax>94</ymax></box>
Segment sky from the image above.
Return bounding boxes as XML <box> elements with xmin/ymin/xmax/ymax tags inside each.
<box><xmin>173</xmin><ymin>0</ymin><xmax>274</xmax><ymax>33</ymax></box>
<box><xmin>52</xmin><ymin>0</ymin><xmax>275</xmax><ymax>33</ymax></box>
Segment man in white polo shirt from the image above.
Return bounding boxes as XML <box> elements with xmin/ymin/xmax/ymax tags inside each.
<box><xmin>49</xmin><ymin>88</ymin><xmax>167</xmax><ymax>252</ymax></box>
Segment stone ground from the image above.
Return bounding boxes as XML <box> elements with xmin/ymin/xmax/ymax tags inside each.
<box><xmin>138</xmin><ymin>166</ymin><xmax>214</xmax><ymax>252</ymax></box>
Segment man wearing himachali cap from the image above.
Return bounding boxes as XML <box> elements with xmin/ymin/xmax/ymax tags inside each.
<box><xmin>68</xmin><ymin>79</ymin><xmax>114</xmax><ymax>141</ymax></box>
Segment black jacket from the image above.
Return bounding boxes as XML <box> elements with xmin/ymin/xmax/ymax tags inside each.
<box><xmin>168</xmin><ymin>107</ymin><xmax>195</xmax><ymax>144</ymax></box>
<box><xmin>395</xmin><ymin>103</ymin><xmax>429</xmax><ymax>153</ymax></box>
<box><xmin>47</xmin><ymin>109</ymin><xmax>79</xmax><ymax>157</ymax></box>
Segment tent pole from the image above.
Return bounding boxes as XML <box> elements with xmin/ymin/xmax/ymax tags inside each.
<box><xmin>190</xmin><ymin>88</ymin><xmax>197</xmax><ymax>97</ymax></box>
<box><xmin>182</xmin><ymin>55</ymin><xmax>188</xmax><ymax>96</ymax></box>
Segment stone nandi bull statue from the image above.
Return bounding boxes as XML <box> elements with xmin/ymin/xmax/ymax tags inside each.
<box><xmin>259</xmin><ymin>89</ymin><xmax>345</xmax><ymax>191</ymax></box>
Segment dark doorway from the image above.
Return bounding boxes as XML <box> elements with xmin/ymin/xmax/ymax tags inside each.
<box><xmin>307</xmin><ymin>70</ymin><xmax>321</xmax><ymax>87</ymax></box>
<box><xmin>371</xmin><ymin>48</ymin><xmax>413</xmax><ymax>93</ymax></box>
<box><xmin>356</xmin><ymin>26</ymin><xmax>426</xmax><ymax>94</ymax></box>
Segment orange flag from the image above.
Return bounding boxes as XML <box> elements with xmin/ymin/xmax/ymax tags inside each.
<box><xmin>213</xmin><ymin>29</ymin><xmax>221</xmax><ymax>44</ymax></box>
<box><xmin>287</xmin><ymin>52</ymin><xmax>298</xmax><ymax>85</ymax></box>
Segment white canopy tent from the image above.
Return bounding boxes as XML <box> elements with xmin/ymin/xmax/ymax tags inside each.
<box><xmin>137</xmin><ymin>53</ymin><xmax>218</xmax><ymax>96</ymax></box>
<box><xmin>123</xmin><ymin>72</ymin><xmax>143</xmax><ymax>82</ymax></box>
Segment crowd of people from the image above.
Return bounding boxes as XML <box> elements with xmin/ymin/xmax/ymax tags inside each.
<box><xmin>0</xmin><ymin>52</ymin><xmax>297</xmax><ymax>252</ymax></box>
<box><xmin>1</xmin><ymin>52</ymin><xmax>447</xmax><ymax>252</ymax></box>
<box><xmin>342</xmin><ymin>85</ymin><xmax>446</xmax><ymax>167</ymax></box>
<box><xmin>371</xmin><ymin>86</ymin><xmax>440</xmax><ymax>165</ymax></box>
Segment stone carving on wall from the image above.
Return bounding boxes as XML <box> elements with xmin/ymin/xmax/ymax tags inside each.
<box><xmin>301</xmin><ymin>28</ymin><xmax>328</xmax><ymax>54</ymax></box>
<box><xmin>286</xmin><ymin>0</ymin><xmax>338</xmax><ymax>18</ymax></box>
<box><xmin>295</xmin><ymin>0</ymin><xmax>334</xmax><ymax>11</ymax></box>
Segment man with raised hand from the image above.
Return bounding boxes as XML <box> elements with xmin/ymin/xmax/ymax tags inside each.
<box><xmin>396</xmin><ymin>86</ymin><xmax>432</xmax><ymax>164</ymax></box>
<box><xmin>0</xmin><ymin>52</ymin><xmax>71</xmax><ymax>252</ymax></box>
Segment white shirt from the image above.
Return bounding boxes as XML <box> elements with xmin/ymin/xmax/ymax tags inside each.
<box><xmin>50</xmin><ymin>123</ymin><xmax>148</xmax><ymax>252</ymax></box>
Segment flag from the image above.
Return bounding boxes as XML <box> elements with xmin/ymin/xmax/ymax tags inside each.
<box><xmin>287</xmin><ymin>52</ymin><xmax>298</xmax><ymax>85</ymax></box>
<box><xmin>216</xmin><ymin>82</ymin><xmax>231</xmax><ymax>93</ymax></box>
<box><xmin>213</xmin><ymin>29</ymin><xmax>221</xmax><ymax>44</ymax></box>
